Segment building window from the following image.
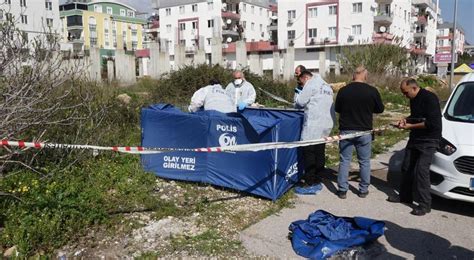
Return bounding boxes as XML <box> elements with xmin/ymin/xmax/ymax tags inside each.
<box><xmin>179</xmin><ymin>23</ymin><xmax>186</xmax><ymax>31</ymax></box>
<box><xmin>107</xmin><ymin>7</ymin><xmax>113</xmax><ymax>15</ymax></box>
<box><xmin>352</xmin><ymin>24</ymin><xmax>362</xmax><ymax>35</ymax></box>
<box><xmin>20</xmin><ymin>0</ymin><xmax>26</xmax><ymax>7</ymax></box>
<box><xmin>192</xmin><ymin>21</ymin><xmax>197</xmax><ymax>29</ymax></box>
<box><xmin>308</xmin><ymin>28</ymin><xmax>317</xmax><ymax>38</ymax></box>
<box><xmin>127</xmin><ymin>10</ymin><xmax>134</xmax><ymax>17</ymax></box>
<box><xmin>288</xmin><ymin>30</ymin><xmax>295</xmax><ymax>40</ymax></box>
<box><xmin>259</xmin><ymin>23</ymin><xmax>263</xmax><ymax>32</ymax></box>
<box><xmin>207</xmin><ymin>19</ymin><xmax>214</xmax><ymax>28</ymax></box>
<box><xmin>46</xmin><ymin>18</ymin><xmax>53</xmax><ymax>27</ymax></box>
<box><xmin>20</xmin><ymin>15</ymin><xmax>27</xmax><ymax>24</ymax></box>
<box><xmin>259</xmin><ymin>7</ymin><xmax>262</xmax><ymax>15</ymax></box>
<box><xmin>94</xmin><ymin>5</ymin><xmax>102</xmax><ymax>13</ymax></box>
<box><xmin>329</xmin><ymin>27</ymin><xmax>336</xmax><ymax>38</ymax></box>
<box><xmin>251</xmin><ymin>22</ymin><xmax>255</xmax><ymax>31</ymax></box>
<box><xmin>180</xmin><ymin>39</ymin><xmax>185</xmax><ymax>45</ymax></box>
<box><xmin>0</xmin><ymin>10</ymin><xmax>3</xmax><ymax>20</ymax></box>
<box><xmin>243</xmin><ymin>4</ymin><xmax>246</xmax><ymax>12</ymax></box>
<box><xmin>329</xmin><ymin>5</ymin><xmax>337</xmax><ymax>15</ymax></box>
<box><xmin>166</xmin><ymin>24</ymin><xmax>171</xmax><ymax>33</ymax></box>
<box><xmin>179</xmin><ymin>6</ymin><xmax>184</xmax><ymax>14</ymax></box>
<box><xmin>206</xmin><ymin>38</ymin><xmax>211</xmax><ymax>45</ymax></box>
<box><xmin>352</xmin><ymin>3</ymin><xmax>362</xmax><ymax>13</ymax></box>
<box><xmin>251</xmin><ymin>6</ymin><xmax>254</xmax><ymax>14</ymax></box>
<box><xmin>208</xmin><ymin>2</ymin><xmax>213</xmax><ymax>10</ymax></box>
<box><xmin>192</xmin><ymin>4</ymin><xmax>198</xmax><ymax>12</ymax></box>
<box><xmin>166</xmin><ymin>8</ymin><xmax>171</xmax><ymax>16</ymax></box>
<box><xmin>45</xmin><ymin>1</ymin><xmax>52</xmax><ymax>10</ymax></box>
<box><xmin>6</xmin><ymin>12</ymin><xmax>12</xmax><ymax>21</ymax></box>
<box><xmin>437</xmin><ymin>39</ymin><xmax>443</xmax><ymax>46</ymax></box>
<box><xmin>242</xmin><ymin>21</ymin><xmax>246</xmax><ymax>29</ymax></box>
<box><xmin>120</xmin><ymin>9</ymin><xmax>126</xmax><ymax>16</ymax></box>
<box><xmin>5</xmin><ymin>0</ymin><xmax>11</xmax><ymax>4</ymax></box>
<box><xmin>122</xmin><ymin>29</ymin><xmax>127</xmax><ymax>48</ymax></box>
<box><xmin>309</xmin><ymin>7</ymin><xmax>317</xmax><ymax>18</ymax></box>
<box><xmin>288</xmin><ymin>10</ymin><xmax>296</xmax><ymax>20</ymax></box>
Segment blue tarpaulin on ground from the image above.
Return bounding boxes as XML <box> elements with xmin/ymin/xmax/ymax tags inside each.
<box><xmin>289</xmin><ymin>210</ymin><xmax>385</xmax><ymax>259</ymax></box>
<box><xmin>140</xmin><ymin>104</ymin><xmax>305</xmax><ymax>200</ymax></box>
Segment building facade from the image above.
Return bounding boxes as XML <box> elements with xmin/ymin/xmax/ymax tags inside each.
<box><xmin>436</xmin><ymin>22</ymin><xmax>465</xmax><ymax>55</ymax></box>
<box><xmin>0</xmin><ymin>0</ymin><xmax>61</xmax><ymax>42</ymax></box>
<box><xmin>276</xmin><ymin>0</ymin><xmax>428</xmax><ymax>74</ymax></box>
<box><xmin>152</xmin><ymin>0</ymin><xmax>272</xmax><ymax>67</ymax></box>
<box><xmin>59</xmin><ymin>0</ymin><xmax>146</xmax><ymax>53</ymax></box>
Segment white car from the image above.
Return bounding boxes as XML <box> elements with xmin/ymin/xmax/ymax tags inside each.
<box><xmin>430</xmin><ymin>72</ymin><xmax>474</xmax><ymax>203</ymax></box>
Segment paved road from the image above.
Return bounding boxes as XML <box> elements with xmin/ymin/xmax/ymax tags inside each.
<box><xmin>241</xmin><ymin>141</ymin><xmax>474</xmax><ymax>259</ymax></box>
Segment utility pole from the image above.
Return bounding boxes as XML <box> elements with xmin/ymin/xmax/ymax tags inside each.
<box><xmin>449</xmin><ymin>0</ymin><xmax>458</xmax><ymax>90</ymax></box>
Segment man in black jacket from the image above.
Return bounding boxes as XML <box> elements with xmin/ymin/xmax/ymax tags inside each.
<box><xmin>335</xmin><ymin>66</ymin><xmax>384</xmax><ymax>199</ymax></box>
<box><xmin>389</xmin><ymin>78</ymin><xmax>442</xmax><ymax>216</ymax></box>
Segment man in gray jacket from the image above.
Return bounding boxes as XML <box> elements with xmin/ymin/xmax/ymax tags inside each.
<box><xmin>296</xmin><ymin>70</ymin><xmax>335</xmax><ymax>183</ymax></box>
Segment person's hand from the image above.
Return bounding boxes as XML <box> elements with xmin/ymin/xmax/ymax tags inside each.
<box><xmin>397</xmin><ymin>119</ymin><xmax>409</xmax><ymax>129</ymax></box>
<box><xmin>238</xmin><ymin>101</ymin><xmax>247</xmax><ymax>111</ymax></box>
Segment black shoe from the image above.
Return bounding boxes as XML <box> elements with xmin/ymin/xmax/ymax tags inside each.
<box><xmin>387</xmin><ymin>195</ymin><xmax>412</xmax><ymax>204</ymax></box>
<box><xmin>336</xmin><ymin>190</ymin><xmax>347</xmax><ymax>199</ymax></box>
<box><xmin>358</xmin><ymin>191</ymin><xmax>369</xmax><ymax>198</ymax></box>
<box><xmin>410</xmin><ymin>207</ymin><xmax>431</xmax><ymax>216</ymax></box>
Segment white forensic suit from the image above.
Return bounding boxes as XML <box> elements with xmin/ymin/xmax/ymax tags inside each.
<box><xmin>225</xmin><ymin>80</ymin><xmax>256</xmax><ymax>107</ymax></box>
<box><xmin>295</xmin><ymin>75</ymin><xmax>336</xmax><ymax>141</ymax></box>
<box><xmin>188</xmin><ymin>84</ymin><xmax>236</xmax><ymax>113</ymax></box>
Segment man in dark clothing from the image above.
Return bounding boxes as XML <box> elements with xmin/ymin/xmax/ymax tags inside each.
<box><xmin>293</xmin><ymin>65</ymin><xmax>306</xmax><ymax>108</ymax></box>
<box><xmin>335</xmin><ymin>66</ymin><xmax>384</xmax><ymax>199</ymax></box>
<box><xmin>388</xmin><ymin>78</ymin><xmax>442</xmax><ymax>216</ymax></box>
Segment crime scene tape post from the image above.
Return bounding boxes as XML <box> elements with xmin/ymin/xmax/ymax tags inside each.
<box><xmin>0</xmin><ymin>126</ymin><xmax>394</xmax><ymax>155</ymax></box>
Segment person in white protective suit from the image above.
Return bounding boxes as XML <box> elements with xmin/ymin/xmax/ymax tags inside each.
<box><xmin>295</xmin><ymin>70</ymin><xmax>336</xmax><ymax>184</ymax></box>
<box><xmin>225</xmin><ymin>71</ymin><xmax>256</xmax><ymax>110</ymax></box>
<box><xmin>188</xmin><ymin>79</ymin><xmax>236</xmax><ymax>113</ymax></box>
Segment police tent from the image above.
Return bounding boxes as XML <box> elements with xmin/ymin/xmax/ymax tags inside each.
<box><xmin>141</xmin><ymin>104</ymin><xmax>304</xmax><ymax>200</ymax></box>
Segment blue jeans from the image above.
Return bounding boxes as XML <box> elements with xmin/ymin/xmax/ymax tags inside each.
<box><xmin>337</xmin><ymin>131</ymin><xmax>372</xmax><ymax>193</ymax></box>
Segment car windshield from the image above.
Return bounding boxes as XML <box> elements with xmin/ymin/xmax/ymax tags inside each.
<box><xmin>445</xmin><ymin>82</ymin><xmax>474</xmax><ymax>123</ymax></box>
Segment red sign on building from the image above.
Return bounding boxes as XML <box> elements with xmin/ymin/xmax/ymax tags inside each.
<box><xmin>434</xmin><ymin>53</ymin><xmax>458</xmax><ymax>63</ymax></box>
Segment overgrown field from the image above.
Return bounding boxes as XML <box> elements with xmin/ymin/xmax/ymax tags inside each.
<box><xmin>0</xmin><ymin>65</ymin><xmax>449</xmax><ymax>257</ymax></box>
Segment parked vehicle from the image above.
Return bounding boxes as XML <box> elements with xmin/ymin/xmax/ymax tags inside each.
<box><xmin>430</xmin><ymin>73</ymin><xmax>474</xmax><ymax>202</ymax></box>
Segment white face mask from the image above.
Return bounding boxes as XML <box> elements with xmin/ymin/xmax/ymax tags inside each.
<box><xmin>234</xmin><ymin>79</ymin><xmax>243</xmax><ymax>86</ymax></box>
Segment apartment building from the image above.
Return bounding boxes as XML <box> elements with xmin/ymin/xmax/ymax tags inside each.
<box><xmin>59</xmin><ymin>0</ymin><xmax>146</xmax><ymax>53</ymax></box>
<box><xmin>152</xmin><ymin>0</ymin><xmax>272</xmax><ymax>60</ymax></box>
<box><xmin>411</xmin><ymin>0</ymin><xmax>439</xmax><ymax>73</ymax></box>
<box><xmin>277</xmin><ymin>0</ymin><xmax>417</xmax><ymax>74</ymax></box>
<box><xmin>436</xmin><ymin>22</ymin><xmax>465</xmax><ymax>55</ymax></box>
<box><xmin>0</xmin><ymin>0</ymin><xmax>61</xmax><ymax>41</ymax></box>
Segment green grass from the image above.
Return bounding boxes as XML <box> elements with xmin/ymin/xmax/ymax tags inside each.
<box><xmin>169</xmin><ymin>229</ymin><xmax>243</xmax><ymax>256</ymax></box>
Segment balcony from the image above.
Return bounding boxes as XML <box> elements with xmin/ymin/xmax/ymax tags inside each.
<box><xmin>267</xmin><ymin>22</ymin><xmax>277</xmax><ymax>32</ymax></box>
<box><xmin>374</xmin><ymin>12</ymin><xmax>393</xmax><ymax>25</ymax></box>
<box><xmin>414</xmin><ymin>30</ymin><xmax>427</xmax><ymax>38</ymax></box>
<box><xmin>416</xmin><ymin>15</ymin><xmax>428</xmax><ymax>24</ymax></box>
<box><xmin>411</xmin><ymin>44</ymin><xmax>427</xmax><ymax>55</ymax></box>
<box><xmin>221</xmin><ymin>11</ymin><xmax>240</xmax><ymax>20</ymax></box>
<box><xmin>412</xmin><ymin>0</ymin><xmax>436</xmax><ymax>10</ymax></box>
<box><xmin>372</xmin><ymin>32</ymin><xmax>394</xmax><ymax>44</ymax></box>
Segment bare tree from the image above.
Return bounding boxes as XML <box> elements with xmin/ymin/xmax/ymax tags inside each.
<box><xmin>0</xmin><ymin>14</ymin><xmax>100</xmax><ymax>176</ymax></box>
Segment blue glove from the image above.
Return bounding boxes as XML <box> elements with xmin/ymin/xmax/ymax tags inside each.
<box><xmin>238</xmin><ymin>101</ymin><xmax>247</xmax><ymax>111</ymax></box>
<box><xmin>294</xmin><ymin>86</ymin><xmax>303</xmax><ymax>94</ymax></box>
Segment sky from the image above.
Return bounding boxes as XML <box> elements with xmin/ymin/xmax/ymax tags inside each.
<box><xmin>439</xmin><ymin>0</ymin><xmax>474</xmax><ymax>44</ymax></box>
<box><xmin>66</xmin><ymin>0</ymin><xmax>473</xmax><ymax>44</ymax></box>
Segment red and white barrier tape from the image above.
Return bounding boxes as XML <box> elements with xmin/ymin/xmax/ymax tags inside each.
<box><xmin>0</xmin><ymin>126</ymin><xmax>393</xmax><ymax>155</ymax></box>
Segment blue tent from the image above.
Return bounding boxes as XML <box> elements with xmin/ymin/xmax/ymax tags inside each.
<box><xmin>141</xmin><ymin>104</ymin><xmax>304</xmax><ymax>200</ymax></box>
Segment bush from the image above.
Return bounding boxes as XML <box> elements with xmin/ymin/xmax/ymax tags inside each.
<box><xmin>340</xmin><ymin>44</ymin><xmax>409</xmax><ymax>75</ymax></box>
<box><xmin>146</xmin><ymin>64</ymin><xmax>295</xmax><ymax>108</ymax></box>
